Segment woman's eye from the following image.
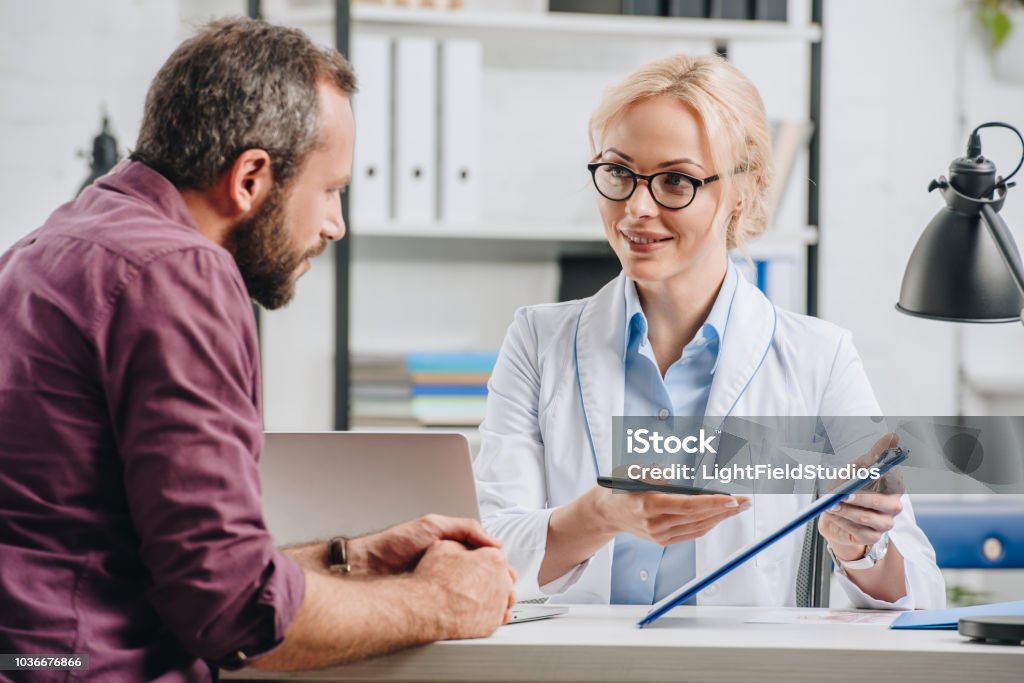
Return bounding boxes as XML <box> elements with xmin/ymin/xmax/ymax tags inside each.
<box><xmin>661</xmin><ymin>174</ymin><xmax>694</xmax><ymax>192</ymax></box>
<box><xmin>607</xmin><ymin>166</ymin><xmax>631</xmax><ymax>178</ymax></box>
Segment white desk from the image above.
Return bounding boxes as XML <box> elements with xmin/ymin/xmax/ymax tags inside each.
<box><xmin>227</xmin><ymin>605</ymin><xmax>1024</xmax><ymax>683</ymax></box>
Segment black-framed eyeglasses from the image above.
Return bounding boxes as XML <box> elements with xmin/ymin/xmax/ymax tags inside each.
<box><xmin>587</xmin><ymin>162</ymin><xmax>720</xmax><ymax>210</ymax></box>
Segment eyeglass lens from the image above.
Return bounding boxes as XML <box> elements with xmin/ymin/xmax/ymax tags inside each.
<box><xmin>592</xmin><ymin>164</ymin><xmax>696</xmax><ymax>209</ymax></box>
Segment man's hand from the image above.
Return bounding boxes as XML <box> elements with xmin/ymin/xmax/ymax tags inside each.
<box><xmin>818</xmin><ymin>433</ymin><xmax>905</xmax><ymax>563</ymax></box>
<box><xmin>414</xmin><ymin>540</ymin><xmax>517</xmax><ymax>641</ymax></box>
<box><xmin>348</xmin><ymin>514</ymin><xmax>501</xmax><ymax>575</ymax></box>
<box><xmin>261</xmin><ymin>534</ymin><xmax>517</xmax><ymax>670</ymax></box>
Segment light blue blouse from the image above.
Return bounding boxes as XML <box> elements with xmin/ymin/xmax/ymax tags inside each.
<box><xmin>610</xmin><ymin>262</ymin><xmax>739</xmax><ymax>604</ymax></box>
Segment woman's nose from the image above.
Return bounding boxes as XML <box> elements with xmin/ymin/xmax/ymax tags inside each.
<box><xmin>625</xmin><ymin>179</ymin><xmax>658</xmax><ymax>218</ymax></box>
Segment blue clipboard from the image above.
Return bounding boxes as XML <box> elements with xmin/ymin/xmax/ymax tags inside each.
<box><xmin>637</xmin><ymin>447</ymin><xmax>909</xmax><ymax>628</ymax></box>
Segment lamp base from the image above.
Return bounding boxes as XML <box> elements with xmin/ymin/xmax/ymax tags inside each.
<box><xmin>958</xmin><ymin>616</ymin><xmax>1024</xmax><ymax>645</ymax></box>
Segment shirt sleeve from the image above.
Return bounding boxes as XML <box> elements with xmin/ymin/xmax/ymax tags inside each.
<box><xmin>97</xmin><ymin>246</ymin><xmax>305</xmax><ymax>669</ymax></box>
<box><xmin>831</xmin><ymin>492</ymin><xmax>946</xmax><ymax>610</ymax></box>
<box><xmin>821</xmin><ymin>331</ymin><xmax>946</xmax><ymax>611</ymax></box>
<box><xmin>475</xmin><ymin>307</ymin><xmax>589</xmax><ymax>599</ymax></box>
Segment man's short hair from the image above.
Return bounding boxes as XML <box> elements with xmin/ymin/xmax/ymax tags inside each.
<box><xmin>131</xmin><ymin>17</ymin><xmax>356</xmax><ymax>190</ymax></box>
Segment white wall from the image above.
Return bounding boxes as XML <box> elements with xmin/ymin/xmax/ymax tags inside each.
<box><xmin>4</xmin><ymin>1</ymin><xmax>1020</xmax><ymax>429</ymax></box>
<box><xmin>957</xmin><ymin>2</ymin><xmax>1024</xmax><ymax>416</ymax></box>
<box><xmin>819</xmin><ymin>0</ymin><xmax>963</xmax><ymax>415</ymax></box>
<box><xmin>821</xmin><ymin>0</ymin><xmax>1024</xmax><ymax>416</ymax></box>
<box><xmin>0</xmin><ymin>0</ymin><xmax>184</xmax><ymax>253</ymax></box>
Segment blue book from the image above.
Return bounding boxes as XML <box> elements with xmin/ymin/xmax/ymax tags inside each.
<box><xmin>411</xmin><ymin>384</ymin><xmax>489</xmax><ymax>397</ymax></box>
<box><xmin>890</xmin><ymin>600</ymin><xmax>1024</xmax><ymax>630</ymax></box>
<box><xmin>754</xmin><ymin>259</ymin><xmax>769</xmax><ymax>294</ymax></box>
<box><xmin>406</xmin><ymin>351</ymin><xmax>499</xmax><ymax>373</ymax></box>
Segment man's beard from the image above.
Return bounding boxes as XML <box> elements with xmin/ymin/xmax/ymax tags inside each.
<box><xmin>227</xmin><ymin>184</ymin><xmax>325</xmax><ymax>310</ymax></box>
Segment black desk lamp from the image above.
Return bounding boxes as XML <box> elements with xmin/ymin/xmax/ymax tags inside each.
<box><xmin>897</xmin><ymin>122</ymin><xmax>1024</xmax><ymax>325</ymax></box>
<box><xmin>897</xmin><ymin>121</ymin><xmax>1024</xmax><ymax>646</ymax></box>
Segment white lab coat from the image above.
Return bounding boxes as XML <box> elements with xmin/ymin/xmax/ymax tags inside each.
<box><xmin>475</xmin><ymin>271</ymin><xmax>945</xmax><ymax>609</ymax></box>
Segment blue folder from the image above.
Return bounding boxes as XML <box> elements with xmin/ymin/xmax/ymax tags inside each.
<box><xmin>890</xmin><ymin>601</ymin><xmax>1024</xmax><ymax>630</ymax></box>
<box><xmin>637</xmin><ymin>447</ymin><xmax>909</xmax><ymax>628</ymax></box>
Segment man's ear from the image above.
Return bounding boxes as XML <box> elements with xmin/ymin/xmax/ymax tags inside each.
<box><xmin>224</xmin><ymin>149</ymin><xmax>274</xmax><ymax>216</ymax></box>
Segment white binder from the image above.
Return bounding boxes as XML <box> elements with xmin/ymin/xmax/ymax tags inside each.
<box><xmin>350</xmin><ymin>35</ymin><xmax>392</xmax><ymax>226</ymax></box>
<box><xmin>439</xmin><ymin>39</ymin><xmax>483</xmax><ymax>226</ymax></box>
<box><xmin>393</xmin><ymin>36</ymin><xmax>438</xmax><ymax>225</ymax></box>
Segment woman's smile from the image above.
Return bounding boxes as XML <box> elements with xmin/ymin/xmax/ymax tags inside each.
<box><xmin>619</xmin><ymin>228</ymin><xmax>674</xmax><ymax>253</ymax></box>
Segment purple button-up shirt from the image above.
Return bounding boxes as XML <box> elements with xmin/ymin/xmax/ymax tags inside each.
<box><xmin>0</xmin><ymin>162</ymin><xmax>305</xmax><ymax>682</ymax></box>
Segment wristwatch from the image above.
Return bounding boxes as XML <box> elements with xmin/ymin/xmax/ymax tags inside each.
<box><xmin>828</xmin><ymin>532</ymin><xmax>889</xmax><ymax>572</ymax></box>
<box><xmin>327</xmin><ymin>536</ymin><xmax>352</xmax><ymax>574</ymax></box>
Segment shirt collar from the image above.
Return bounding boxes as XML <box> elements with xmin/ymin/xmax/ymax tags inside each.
<box><xmin>622</xmin><ymin>260</ymin><xmax>739</xmax><ymax>364</ymax></box>
<box><xmin>93</xmin><ymin>160</ymin><xmax>200</xmax><ymax>233</ymax></box>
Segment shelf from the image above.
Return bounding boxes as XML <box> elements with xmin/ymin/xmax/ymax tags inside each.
<box><xmin>963</xmin><ymin>369</ymin><xmax>1024</xmax><ymax>397</ymax></box>
<box><xmin>355</xmin><ymin>220</ymin><xmax>603</xmax><ymax>242</ymax></box>
<box><xmin>351</xmin><ymin>227</ymin><xmax>613</xmax><ymax>261</ymax></box>
<box><xmin>351</xmin><ymin>222</ymin><xmax>816</xmax><ymax>261</ymax></box>
<box><xmin>354</xmin><ymin>221</ymin><xmax>817</xmax><ymax>245</ymax></box>
<box><xmin>277</xmin><ymin>5</ymin><xmax>822</xmax><ymax>43</ymax></box>
<box><xmin>748</xmin><ymin>226</ymin><xmax>819</xmax><ymax>251</ymax></box>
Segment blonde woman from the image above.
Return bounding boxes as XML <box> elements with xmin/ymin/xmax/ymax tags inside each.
<box><xmin>474</xmin><ymin>54</ymin><xmax>944</xmax><ymax>608</ymax></box>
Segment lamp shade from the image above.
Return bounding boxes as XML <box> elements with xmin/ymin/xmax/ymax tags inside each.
<box><xmin>897</xmin><ymin>206</ymin><xmax>1024</xmax><ymax>323</ymax></box>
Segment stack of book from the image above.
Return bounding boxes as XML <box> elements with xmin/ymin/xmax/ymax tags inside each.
<box><xmin>408</xmin><ymin>351</ymin><xmax>497</xmax><ymax>427</ymax></box>
<box><xmin>350</xmin><ymin>353</ymin><xmax>415</xmax><ymax>427</ymax></box>
<box><xmin>349</xmin><ymin>351</ymin><xmax>498</xmax><ymax>428</ymax></box>
<box><xmin>548</xmin><ymin>0</ymin><xmax>788</xmax><ymax>21</ymax></box>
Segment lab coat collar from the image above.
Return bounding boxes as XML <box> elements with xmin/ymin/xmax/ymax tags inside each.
<box><xmin>575</xmin><ymin>273</ymin><xmax>628</xmax><ymax>476</ymax></box>
<box><xmin>704</xmin><ymin>273</ymin><xmax>777</xmax><ymax>419</ymax></box>
<box><xmin>575</xmin><ymin>271</ymin><xmax>776</xmax><ymax>473</ymax></box>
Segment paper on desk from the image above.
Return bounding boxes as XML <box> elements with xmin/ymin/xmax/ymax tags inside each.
<box><xmin>889</xmin><ymin>600</ymin><xmax>1024</xmax><ymax>630</ymax></box>
<box><xmin>745</xmin><ymin>609</ymin><xmax>899</xmax><ymax>626</ymax></box>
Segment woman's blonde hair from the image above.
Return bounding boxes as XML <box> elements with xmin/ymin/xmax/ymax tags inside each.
<box><xmin>589</xmin><ymin>53</ymin><xmax>774</xmax><ymax>250</ymax></box>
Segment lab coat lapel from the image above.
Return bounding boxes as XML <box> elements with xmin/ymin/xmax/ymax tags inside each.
<box><xmin>705</xmin><ymin>275</ymin><xmax>777</xmax><ymax>419</ymax></box>
<box><xmin>696</xmin><ymin>278</ymin><xmax>776</xmax><ymax>605</ymax></box>
<box><xmin>574</xmin><ymin>273</ymin><xmax>627</xmax><ymax>476</ymax></box>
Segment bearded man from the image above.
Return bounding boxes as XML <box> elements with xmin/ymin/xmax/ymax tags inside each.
<box><xmin>0</xmin><ymin>18</ymin><xmax>514</xmax><ymax>682</ymax></box>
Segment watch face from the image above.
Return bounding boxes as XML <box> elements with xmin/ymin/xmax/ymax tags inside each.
<box><xmin>868</xmin><ymin>532</ymin><xmax>890</xmax><ymax>562</ymax></box>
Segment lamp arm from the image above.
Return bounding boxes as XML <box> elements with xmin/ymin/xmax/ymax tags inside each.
<box><xmin>979</xmin><ymin>203</ymin><xmax>1024</xmax><ymax>323</ymax></box>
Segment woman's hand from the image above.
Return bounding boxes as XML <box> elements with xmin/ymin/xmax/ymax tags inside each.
<box><xmin>539</xmin><ymin>485</ymin><xmax>750</xmax><ymax>586</ymax></box>
<box><xmin>818</xmin><ymin>432</ymin><xmax>905</xmax><ymax>562</ymax></box>
<box><xmin>590</xmin><ymin>486</ymin><xmax>751</xmax><ymax>546</ymax></box>
<box><xmin>815</xmin><ymin>432</ymin><xmax>909</xmax><ymax>603</ymax></box>
<box><xmin>818</xmin><ymin>491</ymin><xmax>902</xmax><ymax>560</ymax></box>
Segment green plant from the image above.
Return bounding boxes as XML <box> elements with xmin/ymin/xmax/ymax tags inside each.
<box><xmin>946</xmin><ymin>583</ymin><xmax>992</xmax><ymax>607</ymax></box>
<box><xmin>978</xmin><ymin>0</ymin><xmax>1024</xmax><ymax>49</ymax></box>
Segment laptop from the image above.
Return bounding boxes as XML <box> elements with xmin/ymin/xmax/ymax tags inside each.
<box><xmin>260</xmin><ymin>431</ymin><xmax>566</xmax><ymax>624</ymax></box>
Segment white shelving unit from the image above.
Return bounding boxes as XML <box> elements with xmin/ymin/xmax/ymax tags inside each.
<box><xmin>342</xmin><ymin>4</ymin><xmax>820</xmax><ymax>42</ymax></box>
<box><xmin>258</xmin><ymin>0</ymin><xmax>822</xmax><ymax>431</ymax></box>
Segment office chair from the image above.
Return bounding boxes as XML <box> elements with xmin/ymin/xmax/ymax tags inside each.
<box><xmin>796</xmin><ymin>518</ymin><xmax>830</xmax><ymax>608</ymax></box>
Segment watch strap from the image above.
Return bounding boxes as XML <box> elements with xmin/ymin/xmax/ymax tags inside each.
<box><xmin>832</xmin><ymin>545</ymin><xmax>876</xmax><ymax>571</ymax></box>
<box><xmin>829</xmin><ymin>532</ymin><xmax>888</xmax><ymax>572</ymax></box>
<box><xmin>327</xmin><ymin>536</ymin><xmax>352</xmax><ymax>574</ymax></box>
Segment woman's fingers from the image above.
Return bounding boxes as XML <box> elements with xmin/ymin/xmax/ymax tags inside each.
<box><xmin>821</xmin><ymin>510</ymin><xmax>886</xmax><ymax>546</ymax></box>
<box><xmin>639</xmin><ymin>493</ymin><xmax>750</xmax><ymax>518</ymax></box>
<box><xmin>826</xmin><ymin>493</ymin><xmax>900</xmax><ymax>531</ymax></box>
<box><xmin>648</xmin><ymin>505</ymin><xmax>750</xmax><ymax>545</ymax></box>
